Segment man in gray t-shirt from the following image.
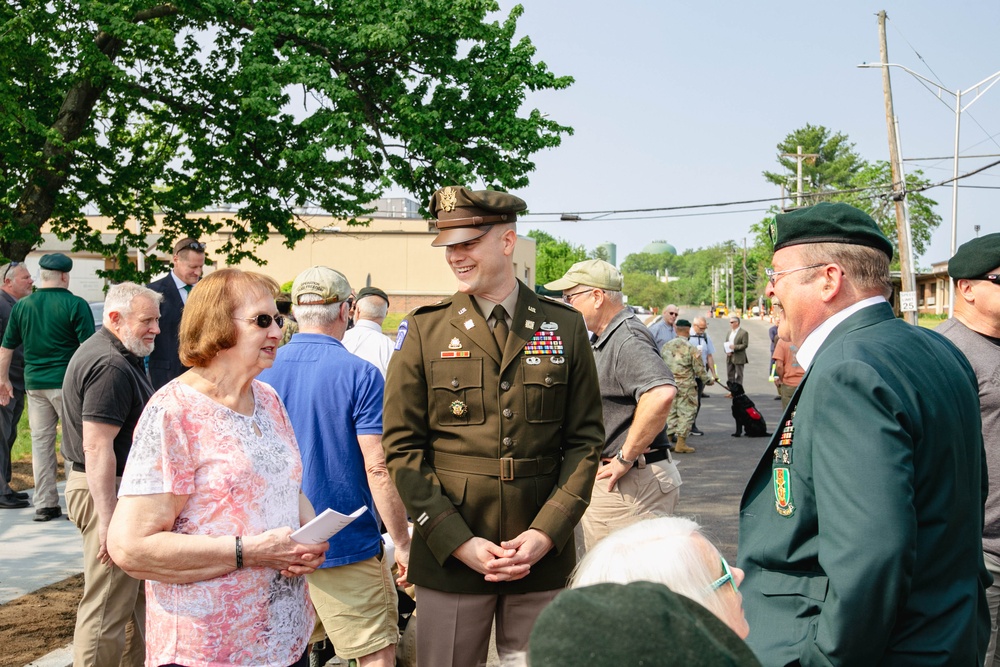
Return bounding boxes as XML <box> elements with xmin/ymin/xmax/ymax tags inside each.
<box><xmin>546</xmin><ymin>260</ymin><xmax>679</xmax><ymax>551</ymax></box>
<box><xmin>939</xmin><ymin>233</ymin><xmax>1000</xmax><ymax>665</ymax></box>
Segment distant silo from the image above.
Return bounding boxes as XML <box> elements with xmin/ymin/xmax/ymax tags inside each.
<box><xmin>598</xmin><ymin>242</ymin><xmax>617</xmax><ymax>266</ymax></box>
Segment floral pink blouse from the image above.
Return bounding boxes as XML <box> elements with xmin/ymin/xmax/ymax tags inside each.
<box><xmin>119</xmin><ymin>380</ymin><xmax>314</xmax><ymax>666</ymax></box>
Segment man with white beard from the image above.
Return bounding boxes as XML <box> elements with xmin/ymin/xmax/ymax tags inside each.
<box><xmin>61</xmin><ymin>282</ymin><xmax>162</xmax><ymax>667</ymax></box>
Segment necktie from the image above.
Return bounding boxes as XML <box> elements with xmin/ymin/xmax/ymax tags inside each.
<box><xmin>183</xmin><ymin>284</ymin><xmax>192</xmax><ymax>293</ymax></box>
<box><xmin>491</xmin><ymin>304</ymin><xmax>509</xmax><ymax>355</ymax></box>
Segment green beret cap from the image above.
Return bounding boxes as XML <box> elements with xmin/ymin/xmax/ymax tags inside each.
<box><xmin>39</xmin><ymin>253</ymin><xmax>73</xmax><ymax>272</ymax></box>
<box><xmin>528</xmin><ymin>581</ymin><xmax>761</xmax><ymax>667</ymax></box>
<box><xmin>676</xmin><ymin>319</ymin><xmax>692</xmax><ymax>328</ymax></box>
<box><xmin>774</xmin><ymin>202</ymin><xmax>893</xmax><ymax>259</ymax></box>
<box><xmin>428</xmin><ymin>186</ymin><xmax>526</xmax><ymax>247</ymax></box>
<box><xmin>357</xmin><ymin>286</ymin><xmax>389</xmax><ymax>305</ymax></box>
<box><xmin>949</xmin><ymin>232</ymin><xmax>1000</xmax><ymax>279</ymax></box>
<box><xmin>544</xmin><ymin>259</ymin><xmax>624</xmax><ymax>292</ymax></box>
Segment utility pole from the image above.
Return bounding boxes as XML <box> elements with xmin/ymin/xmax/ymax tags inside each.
<box><xmin>742</xmin><ymin>238</ymin><xmax>748</xmax><ymax>316</ymax></box>
<box><xmin>781</xmin><ymin>145</ymin><xmax>819</xmax><ymax>207</ymax></box>
<box><xmin>877</xmin><ymin>10</ymin><xmax>918</xmax><ymax>325</ymax></box>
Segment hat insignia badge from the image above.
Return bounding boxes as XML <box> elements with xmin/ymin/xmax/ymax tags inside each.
<box><xmin>441</xmin><ymin>187</ymin><xmax>457</xmax><ymax>212</ymax></box>
<box><xmin>448</xmin><ymin>337</ymin><xmax>462</xmax><ymax>350</ymax></box>
<box><xmin>449</xmin><ymin>401</ymin><xmax>468</xmax><ymax>417</ymax></box>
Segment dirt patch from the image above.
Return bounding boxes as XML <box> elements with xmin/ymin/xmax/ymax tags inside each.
<box><xmin>9</xmin><ymin>453</ymin><xmax>66</xmax><ymax>492</ymax></box>
<box><xmin>0</xmin><ymin>573</ymin><xmax>82</xmax><ymax>667</ymax></box>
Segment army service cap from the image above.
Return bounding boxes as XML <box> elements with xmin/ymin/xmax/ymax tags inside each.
<box><xmin>39</xmin><ymin>253</ymin><xmax>73</xmax><ymax>272</ymax></box>
<box><xmin>773</xmin><ymin>202</ymin><xmax>893</xmax><ymax>259</ymax></box>
<box><xmin>544</xmin><ymin>259</ymin><xmax>624</xmax><ymax>292</ymax></box>
<box><xmin>949</xmin><ymin>232</ymin><xmax>1000</xmax><ymax>279</ymax></box>
<box><xmin>292</xmin><ymin>266</ymin><xmax>352</xmax><ymax>305</ymax></box>
<box><xmin>429</xmin><ymin>186</ymin><xmax>526</xmax><ymax>247</ymax></box>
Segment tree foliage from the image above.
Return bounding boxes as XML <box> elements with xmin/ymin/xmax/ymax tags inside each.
<box><xmin>1</xmin><ymin>0</ymin><xmax>573</xmax><ymax>280</ymax></box>
<box><xmin>527</xmin><ymin>229</ymin><xmax>586</xmax><ymax>287</ymax></box>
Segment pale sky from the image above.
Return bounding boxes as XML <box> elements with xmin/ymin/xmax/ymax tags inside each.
<box><xmin>443</xmin><ymin>2</ymin><xmax>1000</xmax><ymax>269</ymax></box>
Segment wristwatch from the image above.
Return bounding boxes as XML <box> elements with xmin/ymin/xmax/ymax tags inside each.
<box><xmin>615</xmin><ymin>449</ymin><xmax>636</xmax><ymax>466</ymax></box>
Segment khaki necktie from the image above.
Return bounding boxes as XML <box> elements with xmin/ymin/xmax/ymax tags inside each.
<box><xmin>491</xmin><ymin>304</ymin><xmax>509</xmax><ymax>355</ymax></box>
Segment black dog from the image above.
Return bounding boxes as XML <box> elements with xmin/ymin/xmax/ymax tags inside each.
<box><xmin>727</xmin><ymin>382</ymin><xmax>770</xmax><ymax>437</ymax></box>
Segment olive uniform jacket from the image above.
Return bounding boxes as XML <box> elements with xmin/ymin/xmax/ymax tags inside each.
<box><xmin>738</xmin><ymin>301</ymin><xmax>990</xmax><ymax>666</ymax></box>
<box><xmin>383</xmin><ymin>281</ymin><xmax>604</xmax><ymax>594</ymax></box>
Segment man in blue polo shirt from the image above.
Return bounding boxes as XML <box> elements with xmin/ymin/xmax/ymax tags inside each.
<box><xmin>258</xmin><ymin>266</ymin><xmax>411</xmax><ymax>667</ymax></box>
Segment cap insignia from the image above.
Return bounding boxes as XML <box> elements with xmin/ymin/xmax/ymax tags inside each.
<box><xmin>441</xmin><ymin>187</ymin><xmax>457</xmax><ymax>212</ymax></box>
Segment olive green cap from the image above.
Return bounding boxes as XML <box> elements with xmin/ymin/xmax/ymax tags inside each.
<box><xmin>949</xmin><ymin>232</ymin><xmax>1000</xmax><ymax>279</ymax></box>
<box><xmin>543</xmin><ymin>259</ymin><xmax>624</xmax><ymax>292</ymax></box>
<box><xmin>428</xmin><ymin>186</ymin><xmax>526</xmax><ymax>247</ymax></box>
<box><xmin>39</xmin><ymin>253</ymin><xmax>73</xmax><ymax>272</ymax></box>
<box><xmin>528</xmin><ymin>581</ymin><xmax>761</xmax><ymax>666</ymax></box>
<box><xmin>773</xmin><ymin>202</ymin><xmax>893</xmax><ymax>259</ymax></box>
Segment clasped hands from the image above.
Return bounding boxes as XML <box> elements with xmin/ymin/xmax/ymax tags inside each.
<box><xmin>453</xmin><ymin>529</ymin><xmax>554</xmax><ymax>583</ymax></box>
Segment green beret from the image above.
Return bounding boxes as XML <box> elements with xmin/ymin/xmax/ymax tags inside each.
<box><xmin>39</xmin><ymin>253</ymin><xmax>73</xmax><ymax>272</ymax></box>
<box><xmin>774</xmin><ymin>202</ymin><xmax>893</xmax><ymax>259</ymax></box>
<box><xmin>528</xmin><ymin>581</ymin><xmax>761</xmax><ymax>667</ymax></box>
<box><xmin>949</xmin><ymin>232</ymin><xmax>1000</xmax><ymax>279</ymax></box>
<box><xmin>428</xmin><ymin>186</ymin><xmax>526</xmax><ymax>247</ymax></box>
<box><xmin>676</xmin><ymin>319</ymin><xmax>692</xmax><ymax>328</ymax></box>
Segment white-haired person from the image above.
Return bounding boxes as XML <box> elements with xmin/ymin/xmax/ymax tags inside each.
<box><xmin>570</xmin><ymin>515</ymin><xmax>749</xmax><ymax>639</ymax></box>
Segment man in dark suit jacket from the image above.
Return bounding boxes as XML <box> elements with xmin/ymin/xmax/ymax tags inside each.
<box><xmin>725</xmin><ymin>315</ymin><xmax>749</xmax><ymax>385</ymax></box>
<box><xmin>738</xmin><ymin>202</ymin><xmax>990</xmax><ymax>666</ymax></box>
<box><xmin>146</xmin><ymin>238</ymin><xmax>205</xmax><ymax>389</ymax></box>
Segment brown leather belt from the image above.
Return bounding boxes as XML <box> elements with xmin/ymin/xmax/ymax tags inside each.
<box><xmin>428</xmin><ymin>451</ymin><xmax>560</xmax><ymax>481</ymax></box>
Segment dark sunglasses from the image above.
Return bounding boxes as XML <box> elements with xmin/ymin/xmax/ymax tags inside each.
<box><xmin>177</xmin><ymin>241</ymin><xmax>206</xmax><ymax>252</ymax></box>
<box><xmin>980</xmin><ymin>274</ymin><xmax>1000</xmax><ymax>285</ymax></box>
<box><xmin>2</xmin><ymin>261</ymin><xmax>21</xmax><ymax>281</ymax></box>
<box><xmin>233</xmin><ymin>314</ymin><xmax>284</xmax><ymax>329</ymax></box>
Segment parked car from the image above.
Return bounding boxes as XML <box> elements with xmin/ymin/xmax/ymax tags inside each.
<box><xmin>89</xmin><ymin>302</ymin><xmax>103</xmax><ymax>330</ymax></box>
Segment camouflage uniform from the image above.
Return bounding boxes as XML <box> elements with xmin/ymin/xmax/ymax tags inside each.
<box><xmin>663</xmin><ymin>335</ymin><xmax>711</xmax><ymax>439</ymax></box>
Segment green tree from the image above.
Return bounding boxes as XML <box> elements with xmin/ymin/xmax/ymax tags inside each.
<box><xmin>621</xmin><ymin>272</ymin><xmax>670</xmax><ymax>311</ymax></box>
<box><xmin>1</xmin><ymin>1</ymin><xmax>572</xmax><ymax>280</ymax></box>
<box><xmin>527</xmin><ymin>230</ymin><xmax>586</xmax><ymax>286</ymax></box>
<box><xmin>763</xmin><ymin>124</ymin><xmax>865</xmax><ymax>198</ymax></box>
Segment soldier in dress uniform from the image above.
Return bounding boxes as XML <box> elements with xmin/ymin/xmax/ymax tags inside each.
<box><xmin>382</xmin><ymin>186</ymin><xmax>604</xmax><ymax>667</ymax></box>
<box><xmin>662</xmin><ymin>319</ymin><xmax>713</xmax><ymax>454</ymax></box>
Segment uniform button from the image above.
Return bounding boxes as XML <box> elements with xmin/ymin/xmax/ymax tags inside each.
<box><xmin>503</xmin><ymin>408</ymin><xmax>513</xmax><ymax>419</ymax></box>
<box><xmin>451</xmin><ymin>379</ymin><xmax>459</xmax><ymax>388</ymax></box>
<box><xmin>500</xmin><ymin>381</ymin><xmax>511</xmax><ymax>391</ymax></box>
<box><xmin>544</xmin><ymin>376</ymin><xmax>553</xmax><ymax>386</ymax></box>
<box><xmin>502</xmin><ymin>437</ymin><xmax>513</xmax><ymax>447</ymax></box>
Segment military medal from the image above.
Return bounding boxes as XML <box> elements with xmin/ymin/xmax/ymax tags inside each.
<box><xmin>441</xmin><ymin>351</ymin><xmax>470</xmax><ymax>358</ymax></box>
<box><xmin>773</xmin><ymin>468</ymin><xmax>795</xmax><ymax>516</ymax></box>
<box><xmin>523</xmin><ymin>330</ymin><xmax>564</xmax><ymax>356</ymax></box>
<box><xmin>448</xmin><ymin>337</ymin><xmax>462</xmax><ymax>349</ymax></box>
<box><xmin>449</xmin><ymin>401</ymin><xmax>468</xmax><ymax>417</ymax></box>
<box><xmin>550</xmin><ymin>356</ymin><xmax>565</xmax><ymax>364</ymax></box>
<box><xmin>773</xmin><ymin>408</ymin><xmax>796</xmax><ymax>516</ymax></box>
<box><xmin>526</xmin><ymin>357</ymin><xmax>541</xmax><ymax>365</ymax></box>
<box><xmin>540</xmin><ymin>322</ymin><xmax>558</xmax><ymax>331</ymax></box>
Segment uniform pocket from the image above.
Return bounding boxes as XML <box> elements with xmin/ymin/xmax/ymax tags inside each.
<box><xmin>759</xmin><ymin>568</ymin><xmax>829</xmax><ymax>602</ymax></box>
<box><xmin>521</xmin><ymin>360</ymin><xmax>568</xmax><ymax>423</ymax></box>
<box><xmin>430</xmin><ymin>359</ymin><xmax>486</xmax><ymax>426</ymax></box>
<box><xmin>436</xmin><ymin>471</ymin><xmax>468</xmax><ymax>507</ymax></box>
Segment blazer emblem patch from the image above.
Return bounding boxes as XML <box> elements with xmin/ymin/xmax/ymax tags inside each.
<box><xmin>773</xmin><ymin>467</ymin><xmax>795</xmax><ymax>517</ymax></box>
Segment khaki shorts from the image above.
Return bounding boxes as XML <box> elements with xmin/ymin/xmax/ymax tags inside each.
<box><xmin>307</xmin><ymin>552</ymin><xmax>399</xmax><ymax>660</ymax></box>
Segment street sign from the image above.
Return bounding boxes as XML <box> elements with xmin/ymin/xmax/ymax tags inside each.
<box><xmin>899</xmin><ymin>291</ymin><xmax>917</xmax><ymax>312</ymax></box>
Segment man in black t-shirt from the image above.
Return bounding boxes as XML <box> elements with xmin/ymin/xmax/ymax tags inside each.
<box><xmin>61</xmin><ymin>282</ymin><xmax>161</xmax><ymax>667</ymax></box>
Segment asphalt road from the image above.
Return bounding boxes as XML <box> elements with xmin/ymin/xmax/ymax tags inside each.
<box><xmin>667</xmin><ymin>308</ymin><xmax>783</xmax><ymax>560</ymax></box>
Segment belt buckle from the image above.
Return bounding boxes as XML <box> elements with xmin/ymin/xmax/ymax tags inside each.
<box><xmin>637</xmin><ymin>453</ymin><xmax>647</xmax><ymax>469</ymax></box>
<box><xmin>500</xmin><ymin>457</ymin><xmax>515</xmax><ymax>481</ymax></box>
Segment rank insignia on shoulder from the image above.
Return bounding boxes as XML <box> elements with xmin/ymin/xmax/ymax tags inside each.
<box><xmin>540</xmin><ymin>322</ymin><xmax>558</xmax><ymax>331</ymax></box>
<box><xmin>464</xmin><ymin>319</ymin><xmax>475</xmax><ymax>330</ymax></box>
<box><xmin>449</xmin><ymin>401</ymin><xmax>468</xmax><ymax>417</ymax></box>
<box><xmin>773</xmin><ymin>467</ymin><xmax>795</xmax><ymax>517</ymax></box>
<box><xmin>448</xmin><ymin>337</ymin><xmax>462</xmax><ymax>349</ymax></box>
<box><xmin>394</xmin><ymin>321</ymin><xmax>408</xmax><ymax>351</ymax></box>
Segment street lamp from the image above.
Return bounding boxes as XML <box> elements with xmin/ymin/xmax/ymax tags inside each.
<box><xmin>858</xmin><ymin>62</ymin><xmax>1000</xmax><ymax>316</ymax></box>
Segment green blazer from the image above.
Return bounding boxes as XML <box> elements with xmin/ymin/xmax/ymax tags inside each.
<box><xmin>738</xmin><ymin>302</ymin><xmax>989</xmax><ymax>666</ymax></box>
<box><xmin>383</xmin><ymin>281</ymin><xmax>604</xmax><ymax>594</ymax></box>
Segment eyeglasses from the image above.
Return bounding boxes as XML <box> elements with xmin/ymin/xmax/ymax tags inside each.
<box><xmin>764</xmin><ymin>263</ymin><xmax>827</xmax><ymax>286</ymax></box>
<box><xmin>708</xmin><ymin>556</ymin><xmax>739</xmax><ymax>593</ymax></box>
<box><xmin>666</xmin><ymin>311</ymin><xmax>679</xmax><ymax>316</ymax></box>
<box><xmin>2</xmin><ymin>261</ymin><xmax>21</xmax><ymax>281</ymax></box>
<box><xmin>233</xmin><ymin>314</ymin><xmax>284</xmax><ymax>329</ymax></box>
<box><xmin>176</xmin><ymin>241</ymin><xmax>206</xmax><ymax>252</ymax></box>
<box><xmin>979</xmin><ymin>274</ymin><xmax>1000</xmax><ymax>285</ymax></box>
<box><xmin>563</xmin><ymin>289</ymin><xmax>595</xmax><ymax>305</ymax></box>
